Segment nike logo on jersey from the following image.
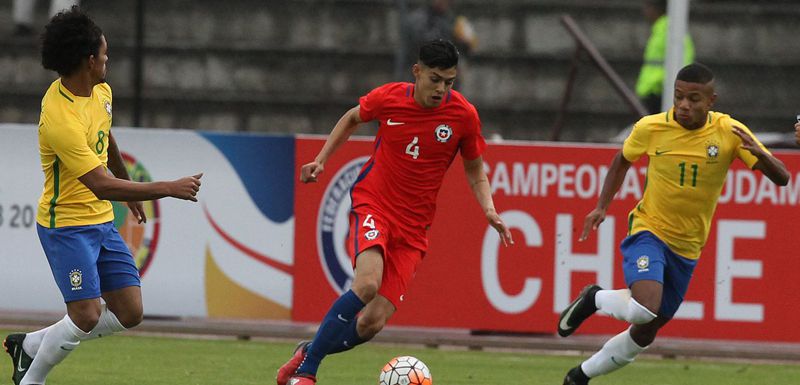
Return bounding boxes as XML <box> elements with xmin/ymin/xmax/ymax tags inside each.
<box><xmin>559</xmin><ymin>298</ymin><xmax>582</xmax><ymax>331</ymax></box>
<box><xmin>387</xmin><ymin>119</ymin><xmax>405</xmax><ymax>126</ymax></box>
<box><xmin>289</xmin><ymin>379</ymin><xmax>300</xmax><ymax>385</ymax></box>
<box><xmin>337</xmin><ymin>313</ymin><xmax>348</xmax><ymax>322</ymax></box>
<box><xmin>654</xmin><ymin>149</ymin><xmax>672</xmax><ymax>156</ymax></box>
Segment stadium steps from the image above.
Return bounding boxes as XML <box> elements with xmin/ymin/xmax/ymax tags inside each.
<box><xmin>0</xmin><ymin>0</ymin><xmax>797</xmax><ymax>139</ymax></box>
<box><xmin>0</xmin><ymin>42</ymin><xmax>792</xmax><ymax>139</ymax></box>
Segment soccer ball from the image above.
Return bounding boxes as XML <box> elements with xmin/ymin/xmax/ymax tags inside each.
<box><xmin>379</xmin><ymin>356</ymin><xmax>432</xmax><ymax>385</ymax></box>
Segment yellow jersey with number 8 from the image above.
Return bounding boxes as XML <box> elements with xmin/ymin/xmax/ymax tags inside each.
<box><xmin>622</xmin><ymin>108</ymin><xmax>768</xmax><ymax>259</ymax></box>
<box><xmin>37</xmin><ymin>79</ymin><xmax>114</xmax><ymax>228</ymax></box>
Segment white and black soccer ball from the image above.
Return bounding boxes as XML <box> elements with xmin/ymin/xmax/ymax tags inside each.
<box><xmin>379</xmin><ymin>356</ymin><xmax>432</xmax><ymax>385</ymax></box>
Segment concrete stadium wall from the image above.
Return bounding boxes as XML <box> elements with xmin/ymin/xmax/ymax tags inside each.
<box><xmin>0</xmin><ymin>0</ymin><xmax>797</xmax><ymax>140</ymax></box>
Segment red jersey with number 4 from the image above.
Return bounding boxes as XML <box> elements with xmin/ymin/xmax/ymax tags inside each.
<box><xmin>351</xmin><ymin>82</ymin><xmax>487</xmax><ymax>236</ymax></box>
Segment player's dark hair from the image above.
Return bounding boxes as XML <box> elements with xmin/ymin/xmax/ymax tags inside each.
<box><xmin>41</xmin><ymin>5</ymin><xmax>103</xmax><ymax>76</ymax></box>
<box><xmin>418</xmin><ymin>39</ymin><xmax>459</xmax><ymax>69</ymax></box>
<box><xmin>676</xmin><ymin>63</ymin><xmax>714</xmax><ymax>84</ymax></box>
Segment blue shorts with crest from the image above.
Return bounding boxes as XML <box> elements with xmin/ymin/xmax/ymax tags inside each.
<box><xmin>621</xmin><ymin>231</ymin><xmax>697</xmax><ymax>319</ymax></box>
<box><xmin>37</xmin><ymin>222</ymin><xmax>141</xmax><ymax>303</ymax></box>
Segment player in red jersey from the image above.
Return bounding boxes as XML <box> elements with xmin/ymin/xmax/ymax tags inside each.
<box><xmin>277</xmin><ymin>39</ymin><xmax>513</xmax><ymax>385</ymax></box>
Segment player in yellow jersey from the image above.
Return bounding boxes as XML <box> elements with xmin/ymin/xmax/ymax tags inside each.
<box><xmin>558</xmin><ymin>63</ymin><xmax>790</xmax><ymax>385</ymax></box>
<box><xmin>2</xmin><ymin>7</ymin><xmax>203</xmax><ymax>385</ymax></box>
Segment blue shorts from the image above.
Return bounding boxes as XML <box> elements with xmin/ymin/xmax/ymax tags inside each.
<box><xmin>620</xmin><ymin>231</ymin><xmax>697</xmax><ymax>319</ymax></box>
<box><xmin>37</xmin><ymin>222</ymin><xmax>141</xmax><ymax>303</ymax></box>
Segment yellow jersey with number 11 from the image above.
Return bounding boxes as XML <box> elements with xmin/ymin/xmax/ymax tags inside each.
<box><xmin>622</xmin><ymin>108</ymin><xmax>768</xmax><ymax>260</ymax></box>
<box><xmin>37</xmin><ymin>79</ymin><xmax>114</xmax><ymax>228</ymax></box>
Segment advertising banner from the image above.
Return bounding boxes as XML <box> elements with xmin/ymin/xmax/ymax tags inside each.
<box><xmin>294</xmin><ymin>137</ymin><xmax>800</xmax><ymax>342</ymax></box>
<box><xmin>0</xmin><ymin>125</ymin><xmax>294</xmax><ymax>320</ymax></box>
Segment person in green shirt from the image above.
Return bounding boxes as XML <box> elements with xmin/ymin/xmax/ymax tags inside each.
<box><xmin>636</xmin><ymin>0</ymin><xmax>695</xmax><ymax>114</ymax></box>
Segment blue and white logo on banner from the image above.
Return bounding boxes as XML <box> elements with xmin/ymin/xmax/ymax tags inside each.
<box><xmin>317</xmin><ymin>157</ymin><xmax>369</xmax><ymax>294</ymax></box>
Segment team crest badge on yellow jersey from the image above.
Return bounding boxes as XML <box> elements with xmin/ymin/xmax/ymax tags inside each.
<box><xmin>69</xmin><ymin>269</ymin><xmax>83</xmax><ymax>290</ymax></box>
<box><xmin>705</xmin><ymin>140</ymin><xmax>720</xmax><ymax>162</ymax></box>
<box><xmin>637</xmin><ymin>255</ymin><xmax>650</xmax><ymax>272</ymax></box>
<box><xmin>435</xmin><ymin>124</ymin><xmax>452</xmax><ymax>143</ymax></box>
<box><xmin>104</xmin><ymin>100</ymin><xmax>112</xmax><ymax>117</ymax></box>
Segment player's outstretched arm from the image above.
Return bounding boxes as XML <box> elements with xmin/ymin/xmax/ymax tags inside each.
<box><xmin>106</xmin><ymin>133</ymin><xmax>146</xmax><ymax>223</ymax></box>
<box><xmin>732</xmin><ymin>126</ymin><xmax>790</xmax><ymax>186</ymax></box>
<box><xmin>463</xmin><ymin>156</ymin><xmax>513</xmax><ymax>246</ymax></box>
<box><xmin>751</xmin><ymin>153</ymin><xmax>790</xmax><ymax>186</ymax></box>
<box><xmin>79</xmin><ymin>166</ymin><xmax>203</xmax><ymax>202</ymax></box>
<box><xmin>300</xmin><ymin>105</ymin><xmax>364</xmax><ymax>183</ymax></box>
<box><xmin>580</xmin><ymin>151</ymin><xmax>632</xmax><ymax>241</ymax></box>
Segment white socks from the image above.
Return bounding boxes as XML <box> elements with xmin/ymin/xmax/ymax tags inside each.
<box><xmin>595</xmin><ymin>289</ymin><xmax>657</xmax><ymax>324</ymax></box>
<box><xmin>20</xmin><ymin>306</ymin><xmax>126</xmax><ymax>384</ymax></box>
<box><xmin>21</xmin><ymin>326</ymin><xmax>52</xmax><ymax>357</ymax></box>
<box><xmin>21</xmin><ymin>305</ymin><xmax>125</xmax><ymax>357</ymax></box>
<box><xmin>20</xmin><ymin>315</ymin><xmax>86</xmax><ymax>385</ymax></box>
<box><xmin>579</xmin><ymin>290</ymin><xmax>656</xmax><ymax>380</ymax></box>
<box><xmin>88</xmin><ymin>305</ymin><xmax>127</xmax><ymax>340</ymax></box>
<box><xmin>581</xmin><ymin>328</ymin><xmax>646</xmax><ymax>378</ymax></box>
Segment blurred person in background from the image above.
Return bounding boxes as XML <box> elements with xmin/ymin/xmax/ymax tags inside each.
<box><xmin>12</xmin><ymin>0</ymin><xmax>79</xmax><ymax>37</ymax></box>
<box><xmin>277</xmin><ymin>39</ymin><xmax>512</xmax><ymax>385</ymax></box>
<box><xmin>558</xmin><ymin>63</ymin><xmax>789</xmax><ymax>385</ymax></box>
<box><xmin>636</xmin><ymin>0</ymin><xmax>695</xmax><ymax>114</ymax></box>
<box><xmin>795</xmin><ymin>120</ymin><xmax>800</xmax><ymax>145</ymax></box>
<box><xmin>3</xmin><ymin>7</ymin><xmax>202</xmax><ymax>385</ymax></box>
<box><xmin>397</xmin><ymin>0</ymin><xmax>477</xmax><ymax>87</ymax></box>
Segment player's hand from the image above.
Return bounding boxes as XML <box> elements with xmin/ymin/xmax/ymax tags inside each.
<box><xmin>127</xmin><ymin>201</ymin><xmax>146</xmax><ymax>223</ymax></box>
<box><xmin>486</xmin><ymin>210</ymin><xmax>513</xmax><ymax>247</ymax></box>
<box><xmin>300</xmin><ymin>161</ymin><xmax>324</xmax><ymax>183</ymax></box>
<box><xmin>580</xmin><ymin>208</ymin><xmax>606</xmax><ymax>241</ymax></box>
<box><xmin>732</xmin><ymin>126</ymin><xmax>765</xmax><ymax>158</ymax></box>
<box><xmin>170</xmin><ymin>173</ymin><xmax>203</xmax><ymax>201</ymax></box>
<box><xmin>794</xmin><ymin>122</ymin><xmax>800</xmax><ymax>146</ymax></box>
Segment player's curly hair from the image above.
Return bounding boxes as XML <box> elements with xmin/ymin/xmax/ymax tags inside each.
<box><xmin>418</xmin><ymin>39</ymin><xmax>459</xmax><ymax>70</ymax></box>
<box><xmin>41</xmin><ymin>5</ymin><xmax>103</xmax><ymax>76</ymax></box>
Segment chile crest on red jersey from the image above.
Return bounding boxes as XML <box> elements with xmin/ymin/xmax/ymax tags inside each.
<box><xmin>435</xmin><ymin>124</ymin><xmax>452</xmax><ymax>143</ymax></box>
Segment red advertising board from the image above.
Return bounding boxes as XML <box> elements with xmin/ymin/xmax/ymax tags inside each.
<box><xmin>294</xmin><ymin>137</ymin><xmax>800</xmax><ymax>342</ymax></box>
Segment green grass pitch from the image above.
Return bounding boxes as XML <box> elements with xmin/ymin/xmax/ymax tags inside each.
<box><xmin>2</xmin><ymin>329</ymin><xmax>799</xmax><ymax>384</ymax></box>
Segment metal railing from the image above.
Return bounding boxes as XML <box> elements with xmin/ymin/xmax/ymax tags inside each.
<box><xmin>550</xmin><ymin>14</ymin><xmax>647</xmax><ymax>141</ymax></box>
<box><xmin>132</xmin><ymin>0</ymin><xmax>145</xmax><ymax>127</ymax></box>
